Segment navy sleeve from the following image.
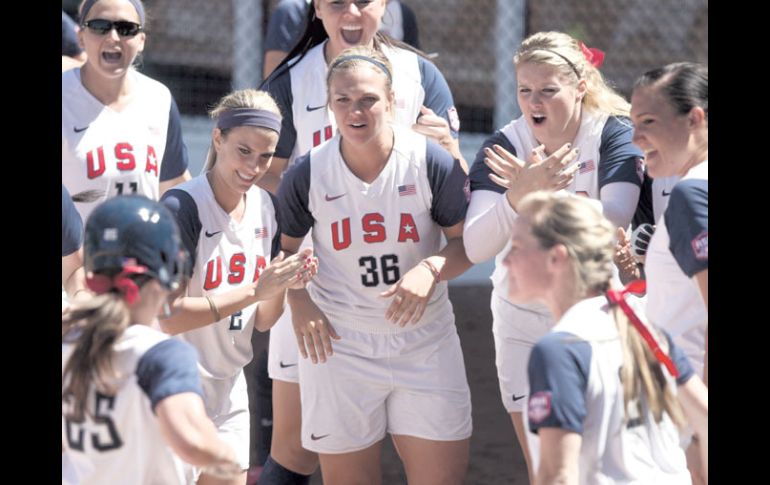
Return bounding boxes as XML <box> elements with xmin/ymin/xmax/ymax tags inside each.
<box><xmin>267</xmin><ymin>191</ymin><xmax>283</xmax><ymax>259</ymax></box>
<box><xmin>159</xmin><ymin>97</ymin><xmax>190</xmax><ymax>181</ymax></box>
<box><xmin>663</xmin><ymin>330</ymin><xmax>695</xmax><ymax>386</ymax></box>
<box><xmin>665</xmin><ymin>179</ymin><xmax>708</xmax><ymax>277</ymax></box>
<box><xmin>264</xmin><ymin>0</ymin><xmax>307</xmax><ymax>52</ymax></box>
<box><xmin>136</xmin><ymin>339</ymin><xmax>203</xmax><ymax>412</ymax></box>
<box><xmin>62</xmin><ymin>184</ymin><xmax>83</xmax><ymax>257</ymax></box>
<box><xmin>260</xmin><ymin>71</ymin><xmax>297</xmax><ymax>159</ymax></box>
<box><xmin>632</xmin><ymin>170</ymin><xmax>655</xmax><ymax>229</ymax></box>
<box><xmin>468</xmin><ymin>131</ymin><xmax>516</xmax><ymax>194</ymax></box>
<box><xmin>400</xmin><ymin>2</ymin><xmax>420</xmax><ymax>49</ymax></box>
<box><xmin>598</xmin><ymin>117</ymin><xmax>644</xmax><ymax>190</ymax></box>
<box><xmin>62</xmin><ymin>11</ymin><xmax>83</xmax><ymax>57</ymax></box>
<box><xmin>277</xmin><ymin>154</ymin><xmax>314</xmax><ymax>238</ymax></box>
<box><xmin>426</xmin><ymin>140</ymin><xmax>469</xmax><ymax>226</ymax></box>
<box><xmin>418</xmin><ymin>57</ymin><xmax>459</xmax><ymax>138</ymax></box>
<box><xmin>161</xmin><ymin>189</ymin><xmax>202</xmax><ymax>266</ymax></box>
<box><xmin>527</xmin><ymin>331</ymin><xmax>591</xmax><ymax>435</ymax></box>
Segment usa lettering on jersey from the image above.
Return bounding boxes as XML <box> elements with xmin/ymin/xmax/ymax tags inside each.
<box><xmin>86</xmin><ymin>143</ymin><xmax>159</xmax><ymax>179</ymax></box>
<box><xmin>203</xmin><ymin>254</ymin><xmax>267</xmax><ymax>290</ymax></box>
<box><xmin>331</xmin><ymin>213</ymin><xmax>420</xmax><ymax>251</ymax></box>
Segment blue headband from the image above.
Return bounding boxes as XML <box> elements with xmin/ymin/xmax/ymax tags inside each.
<box><xmin>330</xmin><ymin>55</ymin><xmax>392</xmax><ymax>83</ymax></box>
<box><xmin>216</xmin><ymin>109</ymin><xmax>282</xmax><ymax>134</ymax></box>
<box><xmin>80</xmin><ymin>0</ymin><xmax>146</xmax><ymax>25</ymax></box>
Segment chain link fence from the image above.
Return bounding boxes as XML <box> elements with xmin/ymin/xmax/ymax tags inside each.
<box><xmin>65</xmin><ymin>0</ymin><xmax>707</xmax><ymax>157</ymax></box>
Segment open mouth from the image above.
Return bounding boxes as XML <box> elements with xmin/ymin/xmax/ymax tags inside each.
<box><xmin>341</xmin><ymin>26</ymin><xmax>363</xmax><ymax>45</ymax></box>
<box><xmin>102</xmin><ymin>51</ymin><xmax>122</xmax><ymax>63</ymax></box>
<box><xmin>532</xmin><ymin>114</ymin><xmax>546</xmax><ymax>126</ymax></box>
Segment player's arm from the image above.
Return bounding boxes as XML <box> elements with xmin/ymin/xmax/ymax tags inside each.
<box><xmin>283</xmin><ymin>235</ymin><xmax>340</xmax><ymax>363</ymax></box>
<box><xmin>156</xmin><ymin>393</ymin><xmax>239</xmax><ymax>473</ymax></box>
<box><xmin>62</xmin><ymin>249</ymin><xmax>89</xmax><ymax>303</ymax></box>
<box><xmin>143</xmin><ymin>340</ymin><xmax>240</xmax><ymax>478</ymax></box>
<box><xmin>537</xmin><ymin>428</ymin><xmax>581</xmax><ymax>485</ymax></box>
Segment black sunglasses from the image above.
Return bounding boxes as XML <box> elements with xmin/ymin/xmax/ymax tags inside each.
<box><xmin>83</xmin><ymin>19</ymin><xmax>143</xmax><ymax>37</ymax></box>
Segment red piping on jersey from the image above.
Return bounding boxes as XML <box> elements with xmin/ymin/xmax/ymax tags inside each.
<box><xmin>606</xmin><ymin>280</ymin><xmax>680</xmax><ymax>379</ymax></box>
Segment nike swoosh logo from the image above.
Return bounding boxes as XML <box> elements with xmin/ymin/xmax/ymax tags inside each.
<box><xmin>205</xmin><ymin>230</ymin><xmax>222</xmax><ymax>237</ymax></box>
<box><xmin>73</xmin><ymin>126</ymin><xmax>89</xmax><ymax>133</ymax></box>
<box><xmin>512</xmin><ymin>394</ymin><xmax>527</xmax><ymax>402</ymax></box>
<box><xmin>306</xmin><ymin>104</ymin><xmax>326</xmax><ymax>112</ymax></box>
<box><xmin>325</xmin><ymin>193</ymin><xmax>346</xmax><ymax>201</ymax></box>
<box><xmin>662</xmin><ymin>190</ymin><xmax>671</xmax><ymax>196</ymax></box>
<box><xmin>310</xmin><ymin>433</ymin><xmax>330</xmax><ymax>441</ymax></box>
<box><xmin>279</xmin><ymin>361</ymin><xmax>297</xmax><ymax>368</ymax></box>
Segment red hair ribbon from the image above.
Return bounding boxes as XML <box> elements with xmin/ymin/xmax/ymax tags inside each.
<box><xmin>606</xmin><ymin>280</ymin><xmax>680</xmax><ymax>379</ymax></box>
<box><xmin>579</xmin><ymin>41</ymin><xmax>605</xmax><ymax>68</ymax></box>
<box><xmin>86</xmin><ymin>260</ymin><xmax>148</xmax><ymax>305</ymax></box>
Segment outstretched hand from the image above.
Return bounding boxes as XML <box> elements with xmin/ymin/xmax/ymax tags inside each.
<box><xmin>253</xmin><ymin>248</ymin><xmax>318</xmax><ymax>301</ymax></box>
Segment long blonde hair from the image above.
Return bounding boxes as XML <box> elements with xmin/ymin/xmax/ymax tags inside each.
<box><xmin>514</xmin><ymin>31</ymin><xmax>630</xmax><ymax>118</ymax></box>
<box><xmin>203</xmin><ymin>89</ymin><xmax>282</xmax><ymax>172</ymax></box>
<box><xmin>62</xmin><ymin>292</ymin><xmax>134</xmax><ymax>421</ymax></box>
<box><xmin>518</xmin><ymin>192</ymin><xmax>685</xmax><ymax>427</ymax></box>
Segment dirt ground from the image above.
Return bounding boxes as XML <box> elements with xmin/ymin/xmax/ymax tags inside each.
<box><xmin>246</xmin><ymin>285</ymin><xmax>530</xmax><ymax>484</ymax></box>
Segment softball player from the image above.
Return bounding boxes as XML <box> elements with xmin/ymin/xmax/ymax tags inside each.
<box><xmin>259</xmin><ymin>1</ymin><xmax>465</xmax><ymax>480</ymax></box>
<box><xmin>632</xmin><ymin>62</ymin><xmax>708</xmax><ymax>385</ymax></box>
<box><xmin>463</xmin><ymin>31</ymin><xmax>644</xmax><ymax>479</ymax></box>
<box><xmin>159</xmin><ymin>89</ymin><xmax>317</xmax><ymax>484</ymax></box>
<box><xmin>277</xmin><ymin>49</ymin><xmax>472</xmax><ymax>484</ymax></box>
<box><xmin>499</xmin><ymin>192</ymin><xmax>707</xmax><ymax>484</ymax></box>
<box><xmin>62</xmin><ymin>0</ymin><xmax>190</xmax><ymax>223</ymax></box>
<box><xmin>62</xmin><ymin>195</ymin><xmax>240</xmax><ymax>485</ymax></box>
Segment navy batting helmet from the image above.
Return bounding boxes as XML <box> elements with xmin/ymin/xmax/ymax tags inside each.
<box><xmin>83</xmin><ymin>195</ymin><xmax>189</xmax><ymax>291</ymax></box>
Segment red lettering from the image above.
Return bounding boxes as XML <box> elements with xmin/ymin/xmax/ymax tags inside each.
<box><xmin>362</xmin><ymin>213</ymin><xmax>386</xmax><ymax>243</ymax></box>
<box><xmin>145</xmin><ymin>145</ymin><xmax>159</xmax><ymax>176</ymax></box>
<box><xmin>397</xmin><ymin>213</ymin><xmax>420</xmax><ymax>243</ymax></box>
<box><xmin>313</xmin><ymin>130</ymin><xmax>321</xmax><ymax>147</ymax></box>
<box><xmin>228</xmin><ymin>253</ymin><xmax>246</xmax><ymax>284</ymax></box>
<box><xmin>324</xmin><ymin>125</ymin><xmax>333</xmax><ymax>141</ymax></box>
<box><xmin>86</xmin><ymin>146</ymin><xmax>106</xmax><ymax>179</ymax></box>
<box><xmin>203</xmin><ymin>257</ymin><xmax>223</xmax><ymax>290</ymax></box>
<box><xmin>252</xmin><ymin>256</ymin><xmax>267</xmax><ymax>282</ymax></box>
<box><xmin>331</xmin><ymin>218</ymin><xmax>351</xmax><ymax>250</ymax></box>
<box><xmin>114</xmin><ymin>143</ymin><xmax>136</xmax><ymax>171</ymax></box>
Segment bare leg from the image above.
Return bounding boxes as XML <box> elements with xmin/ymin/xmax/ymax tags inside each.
<box><xmin>269</xmin><ymin>380</ymin><xmax>318</xmax><ymax>475</ymax></box>
<box><xmin>391</xmin><ymin>434</ymin><xmax>469</xmax><ymax>485</ymax></box>
<box><xmin>318</xmin><ymin>441</ymin><xmax>383</xmax><ymax>485</ymax></box>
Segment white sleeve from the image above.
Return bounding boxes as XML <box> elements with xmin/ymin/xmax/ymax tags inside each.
<box><xmin>463</xmin><ymin>189</ymin><xmax>518</xmax><ymax>263</ymax></box>
<box><xmin>599</xmin><ymin>181</ymin><xmax>640</xmax><ymax>230</ymax></box>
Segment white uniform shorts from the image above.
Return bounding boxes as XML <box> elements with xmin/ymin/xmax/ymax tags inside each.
<box><xmin>267</xmin><ymin>308</ymin><xmax>300</xmax><ymax>383</ymax></box>
<box><xmin>199</xmin><ymin>370</ymin><xmax>251</xmax><ymax>470</ymax></box>
<box><xmin>491</xmin><ymin>292</ymin><xmax>554</xmax><ymax>413</ymax></box>
<box><xmin>298</xmin><ymin>317</ymin><xmax>472</xmax><ymax>454</ymax></box>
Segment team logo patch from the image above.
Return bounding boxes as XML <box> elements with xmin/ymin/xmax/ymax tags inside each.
<box><xmin>255</xmin><ymin>227</ymin><xmax>268</xmax><ymax>239</ymax></box>
<box><xmin>528</xmin><ymin>391</ymin><xmax>552</xmax><ymax>424</ymax></box>
<box><xmin>463</xmin><ymin>178</ymin><xmax>471</xmax><ymax>202</ymax></box>
<box><xmin>398</xmin><ymin>184</ymin><xmax>416</xmax><ymax>196</ymax></box>
<box><xmin>691</xmin><ymin>231</ymin><xmax>708</xmax><ymax>260</ymax></box>
<box><xmin>578</xmin><ymin>159</ymin><xmax>596</xmax><ymax>174</ymax></box>
<box><xmin>447</xmin><ymin>106</ymin><xmax>460</xmax><ymax>132</ymax></box>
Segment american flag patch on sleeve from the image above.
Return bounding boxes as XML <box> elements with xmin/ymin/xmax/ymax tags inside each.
<box><xmin>254</xmin><ymin>227</ymin><xmax>268</xmax><ymax>239</ymax></box>
<box><xmin>578</xmin><ymin>159</ymin><xmax>596</xmax><ymax>174</ymax></box>
<box><xmin>398</xmin><ymin>184</ymin><xmax>416</xmax><ymax>196</ymax></box>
